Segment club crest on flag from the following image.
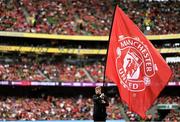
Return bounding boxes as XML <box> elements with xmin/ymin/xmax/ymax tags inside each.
<box><xmin>116</xmin><ymin>35</ymin><xmax>157</xmax><ymax>92</ymax></box>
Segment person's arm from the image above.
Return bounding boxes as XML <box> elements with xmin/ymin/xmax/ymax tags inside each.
<box><xmin>93</xmin><ymin>95</ymin><xmax>102</xmax><ymax>104</ymax></box>
<box><xmin>100</xmin><ymin>94</ymin><xmax>109</xmax><ymax>106</ymax></box>
<box><xmin>104</xmin><ymin>96</ymin><xmax>109</xmax><ymax>106</ymax></box>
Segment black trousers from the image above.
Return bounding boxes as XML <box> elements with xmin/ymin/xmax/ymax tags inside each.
<box><xmin>94</xmin><ymin>118</ymin><xmax>106</xmax><ymax>122</ymax></box>
<box><xmin>94</xmin><ymin>121</ymin><xmax>105</xmax><ymax>122</ymax></box>
<box><xmin>93</xmin><ymin>115</ymin><xmax>106</xmax><ymax>122</ymax></box>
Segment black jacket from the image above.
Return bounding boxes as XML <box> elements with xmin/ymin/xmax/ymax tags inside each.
<box><xmin>93</xmin><ymin>94</ymin><xmax>109</xmax><ymax>121</ymax></box>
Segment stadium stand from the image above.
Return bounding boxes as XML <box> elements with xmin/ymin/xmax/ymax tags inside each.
<box><xmin>0</xmin><ymin>0</ymin><xmax>179</xmax><ymax>121</ymax></box>
<box><xmin>123</xmin><ymin>95</ymin><xmax>180</xmax><ymax>121</ymax></box>
<box><xmin>0</xmin><ymin>88</ymin><xmax>179</xmax><ymax>121</ymax></box>
<box><xmin>0</xmin><ymin>86</ymin><xmax>123</xmax><ymax>120</ymax></box>
<box><xmin>0</xmin><ymin>0</ymin><xmax>180</xmax><ymax>35</ymax></box>
<box><xmin>0</xmin><ymin>97</ymin><xmax>122</xmax><ymax>120</ymax></box>
<box><xmin>156</xmin><ymin>96</ymin><xmax>180</xmax><ymax>104</ymax></box>
<box><xmin>0</xmin><ymin>56</ymin><xmax>179</xmax><ymax>83</ymax></box>
<box><xmin>163</xmin><ymin>110</ymin><xmax>180</xmax><ymax>122</ymax></box>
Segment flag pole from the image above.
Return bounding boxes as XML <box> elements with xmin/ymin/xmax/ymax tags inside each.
<box><xmin>103</xmin><ymin>5</ymin><xmax>117</xmax><ymax>87</ymax></box>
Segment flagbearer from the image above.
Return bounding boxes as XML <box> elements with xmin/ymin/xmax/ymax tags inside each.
<box><xmin>105</xmin><ymin>5</ymin><xmax>172</xmax><ymax>118</ymax></box>
<box><xmin>93</xmin><ymin>86</ymin><xmax>109</xmax><ymax>122</ymax></box>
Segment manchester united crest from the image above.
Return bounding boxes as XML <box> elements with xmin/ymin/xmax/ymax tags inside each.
<box><xmin>116</xmin><ymin>35</ymin><xmax>157</xmax><ymax>92</ymax></box>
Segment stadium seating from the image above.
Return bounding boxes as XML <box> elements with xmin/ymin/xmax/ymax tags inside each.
<box><xmin>0</xmin><ymin>0</ymin><xmax>180</xmax><ymax>35</ymax></box>
<box><xmin>0</xmin><ymin>96</ymin><xmax>122</xmax><ymax>120</ymax></box>
<box><xmin>0</xmin><ymin>61</ymin><xmax>179</xmax><ymax>82</ymax></box>
<box><xmin>163</xmin><ymin>110</ymin><xmax>180</xmax><ymax>122</ymax></box>
<box><xmin>124</xmin><ymin>96</ymin><xmax>180</xmax><ymax>121</ymax></box>
<box><xmin>0</xmin><ymin>0</ymin><xmax>179</xmax><ymax>121</ymax></box>
<box><xmin>0</xmin><ymin>95</ymin><xmax>178</xmax><ymax>121</ymax></box>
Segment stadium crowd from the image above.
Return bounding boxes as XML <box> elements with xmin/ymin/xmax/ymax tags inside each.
<box><xmin>0</xmin><ymin>0</ymin><xmax>180</xmax><ymax>35</ymax></box>
<box><xmin>41</xmin><ymin>63</ymin><xmax>89</xmax><ymax>82</ymax></box>
<box><xmin>0</xmin><ymin>95</ymin><xmax>179</xmax><ymax>121</ymax></box>
<box><xmin>0</xmin><ymin>61</ymin><xmax>179</xmax><ymax>83</ymax></box>
<box><xmin>0</xmin><ymin>96</ymin><xmax>122</xmax><ymax>120</ymax></box>
<box><xmin>0</xmin><ymin>62</ymin><xmax>89</xmax><ymax>82</ymax></box>
<box><xmin>0</xmin><ymin>0</ymin><xmax>179</xmax><ymax>121</ymax></box>
<box><xmin>163</xmin><ymin>110</ymin><xmax>180</xmax><ymax>122</ymax></box>
<box><xmin>0</xmin><ymin>63</ymin><xmax>46</xmax><ymax>81</ymax></box>
<box><xmin>156</xmin><ymin>96</ymin><xmax>180</xmax><ymax>105</ymax></box>
<box><xmin>124</xmin><ymin>96</ymin><xmax>180</xmax><ymax>121</ymax></box>
<box><xmin>157</xmin><ymin>96</ymin><xmax>180</xmax><ymax>122</ymax></box>
<box><xmin>85</xmin><ymin>62</ymin><xmax>180</xmax><ymax>83</ymax></box>
<box><xmin>169</xmin><ymin>63</ymin><xmax>180</xmax><ymax>83</ymax></box>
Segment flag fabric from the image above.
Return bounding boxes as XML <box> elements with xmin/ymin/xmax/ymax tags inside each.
<box><xmin>105</xmin><ymin>5</ymin><xmax>172</xmax><ymax>118</ymax></box>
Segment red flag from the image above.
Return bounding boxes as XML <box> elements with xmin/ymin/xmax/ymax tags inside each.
<box><xmin>105</xmin><ymin>6</ymin><xmax>172</xmax><ymax>118</ymax></box>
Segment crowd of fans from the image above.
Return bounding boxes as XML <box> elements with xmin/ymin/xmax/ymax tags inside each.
<box><xmin>156</xmin><ymin>96</ymin><xmax>180</xmax><ymax>105</ymax></box>
<box><xmin>84</xmin><ymin>62</ymin><xmax>180</xmax><ymax>83</ymax></box>
<box><xmin>119</xmin><ymin>0</ymin><xmax>180</xmax><ymax>35</ymax></box>
<box><xmin>0</xmin><ymin>0</ymin><xmax>27</xmax><ymax>32</ymax></box>
<box><xmin>163</xmin><ymin>110</ymin><xmax>180</xmax><ymax>122</ymax></box>
<box><xmin>0</xmin><ymin>95</ymin><xmax>179</xmax><ymax>121</ymax></box>
<box><xmin>41</xmin><ymin>63</ymin><xmax>89</xmax><ymax>82</ymax></box>
<box><xmin>0</xmin><ymin>63</ymin><xmax>90</xmax><ymax>82</ymax></box>
<box><xmin>0</xmin><ymin>0</ymin><xmax>180</xmax><ymax>35</ymax></box>
<box><xmin>156</xmin><ymin>96</ymin><xmax>180</xmax><ymax>122</ymax></box>
<box><xmin>0</xmin><ymin>60</ymin><xmax>179</xmax><ymax>83</ymax></box>
<box><xmin>169</xmin><ymin>63</ymin><xmax>180</xmax><ymax>82</ymax></box>
<box><xmin>124</xmin><ymin>96</ymin><xmax>180</xmax><ymax>121</ymax></box>
<box><xmin>0</xmin><ymin>96</ymin><xmax>122</xmax><ymax>120</ymax></box>
<box><xmin>85</xmin><ymin>62</ymin><xmax>104</xmax><ymax>82</ymax></box>
<box><xmin>0</xmin><ymin>63</ymin><xmax>46</xmax><ymax>81</ymax></box>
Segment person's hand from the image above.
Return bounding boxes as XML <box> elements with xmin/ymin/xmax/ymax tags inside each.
<box><xmin>100</xmin><ymin>93</ymin><xmax>105</xmax><ymax>99</ymax></box>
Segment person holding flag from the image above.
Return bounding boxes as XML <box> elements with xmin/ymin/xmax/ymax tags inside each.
<box><xmin>105</xmin><ymin>5</ymin><xmax>172</xmax><ymax>119</ymax></box>
<box><xmin>93</xmin><ymin>86</ymin><xmax>109</xmax><ymax>122</ymax></box>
